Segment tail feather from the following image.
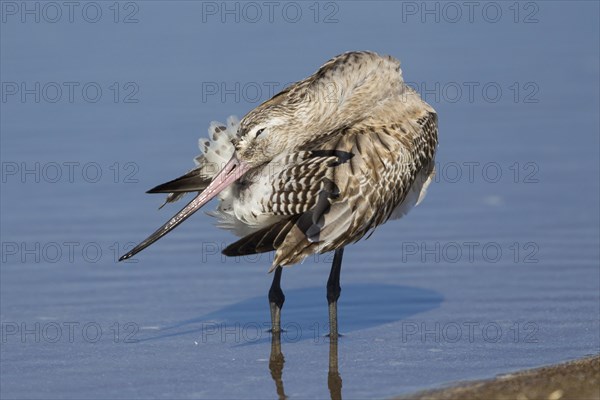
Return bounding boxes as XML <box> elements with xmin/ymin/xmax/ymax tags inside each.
<box><xmin>152</xmin><ymin>116</ymin><xmax>240</xmax><ymax>208</ymax></box>
<box><xmin>222</xmin><ymin>216</ymin><xmax>300</xmax><ymax>257</ymax></box>
<box><xmin>146</xmin><ymin>167</ymin><xmax>211</xmax><ymax>194</ymax></box>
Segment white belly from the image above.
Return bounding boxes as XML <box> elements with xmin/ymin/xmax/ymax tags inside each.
<box><xmin>389</xmin><ymin>165</ymin><xmax>435</xmax><ymax>220</ymax></box>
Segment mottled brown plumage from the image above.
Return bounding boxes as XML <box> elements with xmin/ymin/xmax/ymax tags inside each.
<box><xmin>120</xmin><ymin>51</ymin><xmax>438</xmax><ymax>336</ymax></box>
<box><xmin>221</xmin><ymin>52</ymin><xmax>438</xmax><ymax>268</ymax></box>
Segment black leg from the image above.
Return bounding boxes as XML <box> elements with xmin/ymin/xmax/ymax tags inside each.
<box><xmin>269</xmin><ymin>266</ymin><xmax>285</xmax><ymax>333</ymax></box>
<box><xmin>327</xmin><ymin>248</ymin><xmax>344</xmax><ymax>338</ymax></box>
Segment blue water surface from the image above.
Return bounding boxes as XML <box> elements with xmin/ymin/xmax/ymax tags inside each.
<box><xmin>1</xmin><ymin>2</ymin><xmax>599</xmax><ymax>399</ymax></box>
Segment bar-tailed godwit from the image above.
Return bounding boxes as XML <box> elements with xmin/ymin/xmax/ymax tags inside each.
<box><xmin>120</xmin><ymin>51</ymin><xmax>438</xmax><ymax>337</ymax></box>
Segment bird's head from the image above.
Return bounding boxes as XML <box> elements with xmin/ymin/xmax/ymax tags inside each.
<box><xmin>234</xmin><ymin>106</ymin><xmax>303</xmax><ymax>167</ymax></box>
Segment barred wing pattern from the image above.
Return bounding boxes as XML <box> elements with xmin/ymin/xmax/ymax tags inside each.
<box><xmin>225</xmin><ymin>107</ymin><xmax>438</xmax><ymax>268</ymax></box>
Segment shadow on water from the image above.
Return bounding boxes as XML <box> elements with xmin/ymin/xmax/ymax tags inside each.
<box><xmin>139</xmin><ymin>284</ymin><xmax>443</xmax><ymax>343</ymax></box>
<box><xmin>139</xmin><ymin>284</ymin><xmax>442</xmax><ymax>399</ymax></box>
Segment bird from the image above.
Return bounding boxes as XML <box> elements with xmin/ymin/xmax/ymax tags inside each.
<box><xmin>119</xmin><ymin>51</ymin><xmax>438</xmax><ymax>338</ymax></box>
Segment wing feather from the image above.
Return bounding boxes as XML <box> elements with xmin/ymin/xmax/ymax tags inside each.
<box><xmin>224</xmin><ymin>106</ymin><xmax>438</xmax><ymax>268</ymax></box>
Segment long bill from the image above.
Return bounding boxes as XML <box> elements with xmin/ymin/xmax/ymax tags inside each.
<box><xmin>119</xmin><ymin>155</ymin><xmax>251</xmax><ymax>261</ymax></box>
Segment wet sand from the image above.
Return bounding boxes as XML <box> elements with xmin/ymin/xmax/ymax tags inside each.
<box><xmin>399</xmin><ymin>355</ymin><xmax>600</xmax><ymax>400</ymax></box>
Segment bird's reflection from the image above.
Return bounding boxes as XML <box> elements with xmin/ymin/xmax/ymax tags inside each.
<box><xmin>268</xmin><ymin>334</ymin><xmax>343</xmax><ymax>400</ymax></box>
<box><xmin>328</xmin><ymin>338</ymin><xmax>343</xmax><ymax>400</ymax></box>
<box><xmin>269</xmin><ymin>333</ymin><xmax>287</xmax><ymax>400</ymax></box>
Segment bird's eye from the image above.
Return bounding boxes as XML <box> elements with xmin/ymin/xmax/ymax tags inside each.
<box><xmin>255</xmin><ymin>128</ymin><xmax>265</xmax><ymax>137</ymax></box>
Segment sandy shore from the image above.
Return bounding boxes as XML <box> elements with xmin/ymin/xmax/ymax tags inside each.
<box><xmin>398</xmin><ymin>355</ymin><xmax>599</xmax><ymax>400</ymax></box>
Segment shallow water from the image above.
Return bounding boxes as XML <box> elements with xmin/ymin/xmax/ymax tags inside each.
<box><xmin>1</xmin><ymin>2</ymin><xmax>599</xmax><ymax>399</ymax></box>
